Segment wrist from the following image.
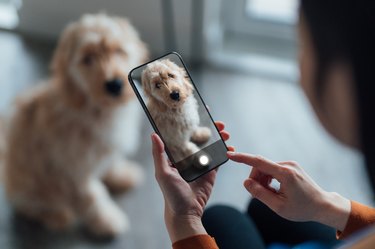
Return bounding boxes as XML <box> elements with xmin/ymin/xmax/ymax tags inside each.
<box><xmin>165</xmin><ymin>214</ymin><xmax>207</xmax><ymax>243</ymax></box>
<box><xmin>315</xmin><ymin>191</ymin><xmax>351</xmax><ymax>231</ymax></box>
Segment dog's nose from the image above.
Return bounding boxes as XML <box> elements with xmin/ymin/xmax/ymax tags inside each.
<box><xmin>105</xmin><ymin>78</ymin><xmax>123</xmax><ymax>96</ymax></box>
<box><xmin>170</xmin><ymin>91</ymin><xmax>180</xmax><ymax>101</ymax></box>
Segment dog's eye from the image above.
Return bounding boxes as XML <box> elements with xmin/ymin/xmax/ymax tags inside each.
<box><xmin>82</xmin><ymin>54</ymin><xmax>95</xmax><ymax>66</ymax></box>
<box><xmin>155</xmin><ymin>83</ymin><xmax>161</xmax><ymax>89</ymax></box>
<box><xmin>168</xmin><ymin>73</ymin><xmax>175</xmax><ymax>79</ymax></box>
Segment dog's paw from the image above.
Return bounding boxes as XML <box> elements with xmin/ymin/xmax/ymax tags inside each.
<box><xmin>191</xmin><ymin>127</ymin><xmax>212</xmax><ymax>144</ymax></box>
<box><xmin>185</xmin><ymin>141</ymin><xmax>200</xmax><ymax>156</ymax></box>
<box><xmin>103</xmin><ymin>161</ymin><xmax>144</xmax><ymax>194</ymax></box>
<box><xmin>86</xmin><ymin>205</ymin><xmax>130</xmax><ymax>238</ymax></box>
<box><xmin>41</xmin><ymin>208</ymin><xmax>76</xmax><ymax>231</ymax></box>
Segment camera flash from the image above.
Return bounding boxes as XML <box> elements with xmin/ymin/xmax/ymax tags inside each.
<box><xmin>199</xmin><ymin>155</ymin><xmax>209</xmax><ymax>166</ymax></box>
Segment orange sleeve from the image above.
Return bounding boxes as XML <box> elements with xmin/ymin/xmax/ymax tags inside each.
<box><xmin>337</xmin><ymin>201</ymin><xmax>375</xmax><ymax>239</ymax></box>
<box><xmin>172</xmin><ymin>234</ymin><xmax>219</xmax><ymax>249</ymax></box>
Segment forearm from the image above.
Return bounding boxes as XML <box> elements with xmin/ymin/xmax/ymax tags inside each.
<box><xmin>314</xmin><ymin>191</ymin><xmax>351</xmax><ymax>231</ymax></box>
<box><xmin>165</xmin><ymin>215</ymin><xmax>208</xmax><ymax>243</ymax></box>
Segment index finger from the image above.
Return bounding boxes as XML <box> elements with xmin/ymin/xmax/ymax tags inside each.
<box><xmin>227</xmin><ymin>152</ymin><xmax>283</xmax><ymax>177</ymax></box>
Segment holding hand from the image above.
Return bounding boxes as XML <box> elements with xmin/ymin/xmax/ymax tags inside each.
<box><xmin>151</xmin><ymin>121</ymin><xmax>232</xmax><ymax>243</ymax></box>
<box><xmin>227</xmin><ymin>152</ymin><xmax>351</xmax><ymax>231</ymax></box>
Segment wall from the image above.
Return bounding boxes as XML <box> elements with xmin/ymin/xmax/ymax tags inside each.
<box><xmin>17</xmin><ymin>0</ymin><xmax>197</xmax><ymax>58</ymax></box>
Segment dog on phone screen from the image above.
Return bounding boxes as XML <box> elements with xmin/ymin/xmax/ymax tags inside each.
<box><xmin>141</xmin><ymin>59</ymin><xmax>211</xmax><ymax>165</ymax></box>
<box><xmin>3</xmin><ymin>13</ymin><xmax>148</xmax><ymax>238</ymax></box>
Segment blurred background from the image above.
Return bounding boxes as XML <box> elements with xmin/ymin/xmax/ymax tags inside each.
<box><xmin>0</xmin><ymin>0</ymin><xmax>372</xmax><ymax>248</ymax></box>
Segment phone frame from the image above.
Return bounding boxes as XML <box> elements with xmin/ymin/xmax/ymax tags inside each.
<box><xmin>128</xmin><ymin>51</ymin><xmax>228</xmax><ymax>181</ymax></box>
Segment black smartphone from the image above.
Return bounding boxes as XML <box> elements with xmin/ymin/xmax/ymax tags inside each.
<box><xmin>128</xmin><ymin>52</ymin><xmax>228</xmax><ymax>181</ymax></box>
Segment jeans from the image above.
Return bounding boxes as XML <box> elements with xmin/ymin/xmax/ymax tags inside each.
<box><xmin>202</xmin><ymin>199</ymin><xmax>340</xmax><ymax>249</ymax></box>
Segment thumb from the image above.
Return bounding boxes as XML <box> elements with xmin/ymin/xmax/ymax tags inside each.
<box><xmin>244</xmin><ymin>178</ymin><xmax>282</xmax><ymax>212</ymax></box>
<box><xmin>151</xmin><ymin>133</ymin><xmax>169</xmax><ymax>175</ymax></box>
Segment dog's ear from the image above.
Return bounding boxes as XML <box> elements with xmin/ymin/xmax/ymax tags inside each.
<box><xmin>50</xmin><ymin>21</ymin><xmax>86</xmax><ymax>108</ymax></box>
<box><xmin>178</xmin><ymin>65</ymin><xmax>191</xmax><ymax>80</ymax></box>
<box><xmin>50</xmin><ymin>22</ymin><xmax>79</xmax><ymax>78</ymax></box>
<box><xmin>164</xmin><ymin>59</ymin><xmax>177</xmax><ymax>69</ymax></box>
<box><xmin>141</xmin><ymin>68</ymin><xmax>152</xmax><ymax>97</ymax></box>
<box><xmin>178</xmin><ymin>66</ymin><xmax>193</xmax><ymax>93</ymax></box>
<box><xmin>113</xmin><ymin>17</ymin><xmax>149</xmax><ymax>65</ymax></box>
<box><xmin>183</xmin><ymin>77</ymin><xmax>194</xmax><ymax>94</ymax></box>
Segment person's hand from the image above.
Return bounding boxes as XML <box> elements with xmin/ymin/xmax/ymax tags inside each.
<box><xmin>227</xmin><ymin>152</ymin><xmax>351</xmax><ymax>231</ymax></box>
<box><xmin>152</xmin><ymin>121</ymin><xmax>233</xmax><ymax>242</ymax></box>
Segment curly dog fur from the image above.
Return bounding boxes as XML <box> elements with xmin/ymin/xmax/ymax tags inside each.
<box><xmin>141</xmin><ymin>59</ymin><xmax>211</xmax><ymax>165</ymax></box>
<box><xmin>3</xmin><ymin>13</ymin><xmax>148</xmax><ymax>237</ymax></box>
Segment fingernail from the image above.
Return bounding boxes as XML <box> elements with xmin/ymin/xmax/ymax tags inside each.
<box><xmin>227</xmin><ymin>151</ymin><xmax>235</xmax><ymax>156</ymax></box>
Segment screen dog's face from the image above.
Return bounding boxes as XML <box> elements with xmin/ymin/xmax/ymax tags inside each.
<box><xmin>51</xmin><ymin>15</ymin><xmax>148</xmax><ymax>107</ymax></box>
<box><xmin>141</xmin><ymin>59</ymin><xmax>193</xmax><ymax>109</ymax></box>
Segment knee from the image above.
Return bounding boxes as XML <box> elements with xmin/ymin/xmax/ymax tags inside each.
<box><xmin>202</xmin><ymin>205</ymin><xmax>244</xmax><ymax>229</ymax></box>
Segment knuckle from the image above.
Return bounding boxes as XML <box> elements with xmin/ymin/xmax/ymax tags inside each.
<box><xmin>287</xmin><ymin>161</ymin><xmax>299</xmax><ymax>167</ymax></box>
<box><xmin>287</xmin><ymin>168</ymin><xmax>304</xmax><ymax>183</ymax></box>
<box><xmin>282</xmin><ymin>167</ymin><xmax>297</xmax><ymax>181</ymax></box>
<box><xmin>254</xmin><ymin>155</ymin><xmax>265</xmax><ymax>163</ymax></box>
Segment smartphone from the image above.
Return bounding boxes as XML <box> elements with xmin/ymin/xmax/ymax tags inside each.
<box><xmin>128</xmin><ymin>52</ymin><xmax>228</xmax><ymax>181</ymax></box>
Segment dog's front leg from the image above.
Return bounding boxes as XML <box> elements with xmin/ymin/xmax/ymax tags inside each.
<box><xmin>79</xmin><ymin>178</ymin><xmax>129</xmax><ymax>237</ymax></box>
<box><xmin>102</xmin><ymin>157</ymin><xmax>144</xmax><ymax>194</ymax></box>
<box><xmin>184</xmin><ymin>141</ymin><xmax>200</xmax><ymax>157</ymax></box>
<box><xmin>191</xmin><ymin>126</ymin><xmax>212</xmax><ymax>145</ymax></box>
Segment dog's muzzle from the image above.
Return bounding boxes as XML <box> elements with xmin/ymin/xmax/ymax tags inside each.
<box><xmin>170</xmin><ymin>91</ymin><xmax>180</xmax><ymax>101</ymax></box>
<box><xmin>105</xmin><ymin>78</ymin><xmax>123</xmax><ymax>97</ymax></box>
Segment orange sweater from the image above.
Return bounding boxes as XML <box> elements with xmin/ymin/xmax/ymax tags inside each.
<box><xmin>173</xmin><ymin>201</ymin><xmax>375</xmax><ymax>249</ymax></box>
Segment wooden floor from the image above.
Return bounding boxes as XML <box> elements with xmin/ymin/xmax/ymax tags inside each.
<box><xmin>0</xmin><ymin>31</ymin><xmax>373</xmax><ymax>249</ymax></box>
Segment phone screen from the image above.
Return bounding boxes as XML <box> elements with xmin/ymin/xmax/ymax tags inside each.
<box><xmin>128</xmin><ymin>52</ymin><xmax>228</xmax><ymax>181</ymax></box>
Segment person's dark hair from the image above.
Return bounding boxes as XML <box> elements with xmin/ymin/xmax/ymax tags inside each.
<box><xmin>300</xmin><ymin>0</ymin><xmax>375</xmax><ymax>193</ymax></box>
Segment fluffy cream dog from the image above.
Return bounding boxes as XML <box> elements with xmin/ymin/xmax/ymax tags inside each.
<box><xmin>141</xmin><ymin>59</ymin><xmax>211</xmax><ymax>164</ymax></box>
<box><xmin>3</xmin><ymin>14</ymin><xmax>148</xmax><ymax>237</ymax></box>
